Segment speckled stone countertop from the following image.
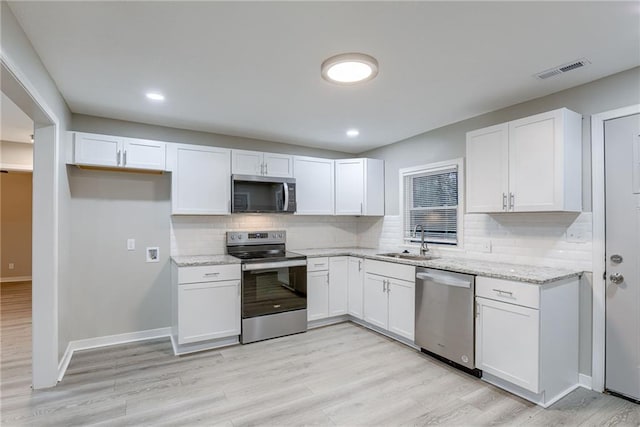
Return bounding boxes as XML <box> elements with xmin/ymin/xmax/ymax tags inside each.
<box><xmin>171</xmin><ymin>255</ymin><xmax>241</xmax><ymax>267</ymax></box>
<box><xmin>294</xmin><ymin>247</ymin><xmax>581</xmax><ymax>285</ymax></box>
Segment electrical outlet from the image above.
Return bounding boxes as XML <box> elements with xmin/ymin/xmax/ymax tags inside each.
<box><xmin>8</xmin><ymin>263</ymin><xmax>14</xmax><ymax>270</ymax></box>
<box><xmin>146</xmin><ymin>247</ymin><xmax>159</xmax><ymax>263</ymax></box>
<box><xmin>480</xmin><ymin>241</ymin><xmax>492</xmax><ymax>253</ymax></box>
<box><xmin>127</xmin><ymin>239</ymin><xmax>135</xmax><ymax>251</ymax></box>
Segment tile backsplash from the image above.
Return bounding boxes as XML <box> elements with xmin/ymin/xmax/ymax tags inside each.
<box><xmin>171</xmin><ymin>212</ymin><xmax>593</xmax><ymax>272</ymax></box>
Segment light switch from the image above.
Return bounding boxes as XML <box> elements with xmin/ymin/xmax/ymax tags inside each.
<box><xmin>127</xmin><ymin>239</ymin><xmax>135</xmax><ymax>251</ymax></box>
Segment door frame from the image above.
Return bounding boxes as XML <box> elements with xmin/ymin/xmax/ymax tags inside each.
<box><xmin>591</xmin><ymin>104</ymin><xmax>640</xmax><ymax>392</ymax></box>
<box><xmin>2</xmin><ymin>54</ymin><xmax>62</xmax><ymax>388</ymax></box>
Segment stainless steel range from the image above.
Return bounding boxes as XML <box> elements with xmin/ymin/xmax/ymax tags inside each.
<box><xmin>226</xmin><ymin>230</ymin><xmax>307</xmax><ymax>344</ymax></box>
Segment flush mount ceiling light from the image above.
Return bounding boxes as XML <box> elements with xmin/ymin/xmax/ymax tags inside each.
<box><xmin>346</xmin><ymin>129</ymin><xmax>360</xmax><ymax>137</ymax></box>
<box><xmin>145</xmin><ymin>92</ymin><xmax>165</xmax><ymax>101</ymax></box>
<box><xmin>321</xmin><ymin>53</ymin><xmax>379</xmax><ymax>84</ymax></box>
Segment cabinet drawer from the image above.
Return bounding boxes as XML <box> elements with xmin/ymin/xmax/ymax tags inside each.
<box><xmin>476</xmin><ymin>276</ymin><xmax>539</xmax><ymax>309</ymax></box>
<box><xmin>178</xmin><ymin>264</ymin><xmax>241</xmax><ymax>284</ymax></box>
<box><xmin>307</xmin><ymin>257</ymin><xmax>329</xmax><ymax>272</ymax></box>
<box><xmin>364</xmin><ymin>259</ymin><xmax>415</xmax><ymax>282</ymax></box>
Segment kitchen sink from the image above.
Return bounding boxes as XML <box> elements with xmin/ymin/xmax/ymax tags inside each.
<box><xmin>376</xmin><ymin>252</ymin><xmax>437</xmax><ymax>261</ymax></box>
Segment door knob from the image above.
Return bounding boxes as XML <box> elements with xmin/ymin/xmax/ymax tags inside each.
<box><xmin>609</xmin><ymin>273</ymin><xmax>624</xmax><ymax>284</ymax></box>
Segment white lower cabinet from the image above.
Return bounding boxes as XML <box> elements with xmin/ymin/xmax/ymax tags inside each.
<box><xmin>363</xmin><ymin>259</ymin><xmax>415</xmax><ymax>341</ymax></box>
<box><xmin>347</xmin><ymin>257</ymin><xmax>364</xmax><ymax>319</ymax></box>
<box><xmin>172</xmin><ymin>262</ymin><xmax>241</xmax><ymax>353</ymax></box>
<box><xmin>307</xmin><ymin>270</ymin><xmax>329</xmax><ymax>321</ymax></box>
<box><xmin>328</xmin><ymin>257</ymin><xmax>348</xmax><ymax>316</ymax></box>
<box><xmin>178</xmin><ymin>280</ymin><xmax>241</xmax><ymax>344</ymax></box>
<box><xmin>475</xmin><ymin>275</ymin><xmax>579</xmax><ymax>407</ymax></box>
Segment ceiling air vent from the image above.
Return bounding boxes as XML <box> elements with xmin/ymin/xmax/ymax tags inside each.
<box><xmin>534</xmin><ymin>58</ymin><xmax>591</xmax><ymax>80</ymax></box>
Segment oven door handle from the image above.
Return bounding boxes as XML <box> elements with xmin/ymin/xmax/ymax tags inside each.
<box><xmin>243</xmin><ymin>259</ymin><xmax>307</xmax><ymax>271</ymax></box>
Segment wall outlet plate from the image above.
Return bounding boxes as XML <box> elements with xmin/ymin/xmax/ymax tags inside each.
<box><xmin>146</xmin><ymin>247</ymin><xmax>159</xmax><ymax>263</ymax></box>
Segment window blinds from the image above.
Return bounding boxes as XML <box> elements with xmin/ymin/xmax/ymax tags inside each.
<box><xmin>403</xmin><ymin>165</ymin><xmax>458</xmax><ymax>245</ymax></box>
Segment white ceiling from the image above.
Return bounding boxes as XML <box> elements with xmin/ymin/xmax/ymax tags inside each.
<box><xmin>8</xmin><ymin>1</ymin><xmax>640</xmax><ymax>153</ymax></box>
<box><xmin>1</xmin><ymin>92</ymin><xmax>33</xmax><ymax>144</ymax></box>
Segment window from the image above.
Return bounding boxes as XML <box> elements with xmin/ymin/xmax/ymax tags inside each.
<box><xmin>400</xmin><ymin>159</ymin><xmax>463</xmax><ymax>246</ymax></box>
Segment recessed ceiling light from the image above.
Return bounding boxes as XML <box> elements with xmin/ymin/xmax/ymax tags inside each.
<box><xmin>145</xmin><ymin>92</ymin><xmax>165</xmax><ymax>101</ymax></box>
<box><xmin>346</xmin><ymin>129</ymin><xmax>360</xmax><ymax>137</ymax></box>
<box><xmin>321</xmin><ymin>53</ymin><xmax>378</xmax><ymax>85</ymax></box>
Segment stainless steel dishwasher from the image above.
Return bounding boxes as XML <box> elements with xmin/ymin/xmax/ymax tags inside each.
<box><xmin>415</xmin><ymin>268</ymin><xmax>481</xmax><ymax>377</ymax></box>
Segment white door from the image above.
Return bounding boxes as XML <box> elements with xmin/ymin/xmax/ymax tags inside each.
<box><xmin>122</xmin><ymin>138</ymin><xmax>166</xmax><ymax>170</ymax></box>
<box><xmin>328</xmin><ymin>257</ymin><xmax>348</xmax><ymax>316</ymax></box>
<box><xmin>178</xmin><ymin>280</ymin><xmax>241</xmax><ymax>344</ymax></box>
<box><xmin>232</xmin><ymin>149</ymin><xmax>264</xmax><ymax>175</ymax></box>
<box><xmin>335</xmin><ymin>159</ymin><xmax>364</xmax><ymax>215</ymax></box>
<box><xmin>363</xmin><ymin>273</ymin><xmax>388</xmax><ymax>329</ymax></box>
<box><xmin>170</xmin><ymin>144</ymin><xmax>231</xmax><ymax>215</ymax></box>
<box><xmin>475</xmin><ymin>297</ymin><xmax>540</xmax><ymax>393</ymax></box>
<box><xmin>508</xmin><ymin>110</ymin><xmax>562</xmax><ymax>212</ymax></box>
<box><xmin>347</xmin><ymin>257</ymin><xmax>364</xmax><ymax>319</ymax></box>
<box><xmin>466</xmin><ymin>123</ymin><xmax>509</xmax><ymax>213</ymax></box>
<box><xmin>263</xmin><ymin>153</ymin><xmax>293</xmax><ymax>177</ymax></box>
<box><xmin>605</xmin><ymin>113</ymin><xmax>640</xmax><ymax>401</ymax></box>
<box><xmin>293</xmin><ymin>156</ymin><xmax>335</xmax><ymax>215</ymax></box>
<box><xmin>74</xmin><ymin>133</ymin><xmax>121</xmax><ymax>167</ymax></box>
<box><xmin>307</xmin><ymin>271</ymin><xmax>329</xmax><ymax>321</ymax></box>
<box><xmin>387</xmin><ymin>278</ymin><xmax>415</xmax><ymax>341</ymax></box>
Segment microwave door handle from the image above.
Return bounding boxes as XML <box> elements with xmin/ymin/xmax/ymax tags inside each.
<box><xmin>283</xmin><ymin>182</ymin><xmax>289</xmax><ymax>211</ymax></box>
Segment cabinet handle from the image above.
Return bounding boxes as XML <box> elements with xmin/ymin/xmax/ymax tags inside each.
<box><xmin>358</xmin><ymin>260</ymin><xmax>362</xmax><ymax>272</ymax></box>
<box><xmin>117</xmin><ymin>150</ymin><xmax>121</xmax><ymax>166</ymax></box>
<box><xmin>492</xmin><ymin>288</ymin><xmax>513</xmax><ymax>297</ymax></box>
<box><xmin>204</xmin><ymin>272</ymin><xmax>220</xmax><ymax>277</ymax></box>
<box><xmin>387</xmin><ymin>280</ymin><xmax>390</xmax><ymax>293</ymax></box>
<box><xmin>123</xmin><ymin>150</ymin><xmax>127</xmax><ymax>166</ymax></box>
<box><xmin>502</xmin><ymin>193</ymin><xmax>507</xmax><ymax>211</ymax></box>
<box><xmin>382</xmin><ymin>280</ymin><xmax>385</xmax><ymax>293</ymax></box>
<box><xmin>265</xmin><ymin>163</ymin><xmax>268</xmax><ymax>175</ymax></box>
<box><xmin>509</xmin><ymin>193</ymin><xmax>515</xmax><ymax>211</ymax></box>
<box><xmin>259</xmin><ymin>163</ymin><xmax>264</xmax><ymax>175</ymax></box>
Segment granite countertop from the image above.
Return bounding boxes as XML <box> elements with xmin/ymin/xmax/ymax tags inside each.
<box><xmin>171</xmin><ymin>254</ymin><xmax>241</xmax><ymax>267</ymax></box>
<box><xmin>293</xmin><ymin>247</ymin><xmax>581</xmax><ymax>285</ymax></box>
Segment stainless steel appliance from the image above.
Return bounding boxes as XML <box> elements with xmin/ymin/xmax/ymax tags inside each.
<box><xmin>231</xmin><ymin>175</ymin><xmax>296</xmax><ymax>213</ymax></box>
<box><xmin>227</xmin><ymin>230</ymin><xmax>307</xmax><ymax>344</ymax></box>
<box><xmin>415</xmin><ymin>267</ymin><xmax>481</xmax><ymax>377</ymax></box>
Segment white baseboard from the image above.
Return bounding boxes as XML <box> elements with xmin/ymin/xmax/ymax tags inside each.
<box><xmin>57</xmin><ymin>327</ymin><xmax>171</xmax><ymax>382</ymax></box>
<box><xmin>1</xmin><ymin>276</ymin><xmax>32</xmax><ymax>283</ymax></box>
<box><xmin>579</xmin><ymin>373</ymin><xmax>593</xmax><ymax>389</ymax></box>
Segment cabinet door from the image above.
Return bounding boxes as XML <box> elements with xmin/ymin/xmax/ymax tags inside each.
<box><xmin>347</xmin><ymin>257</ymin><xmax>364</xmax><ymax>319</ymax></box>
<box><xmin>169</xmin><ymin>144</ymin><xmax>231</xmax><ymax>215</ymax></box>
<box><xmin>387</xmin><ymin>278</ymin><xmax>415</xmax><ymax>341</ymax></box>
<box><xmin>178</xmin><ymin>280</ymin><xmax>240</xmax><ymax>344</ymax></box>
<box><xmin>476</xmin><ymin>297</ymin><xmax>540</xmax><ymax>392</ymax></box>
<box><xmin>363</xmin><ymin>273</ymin><xmax>388</xmax><ymax>329</ymax></box>
<box><xmin>335</xmin><ymin>159</ymin><xmax>364</xmax><ymax>215</ymax></box>
<box><xmin>74</xmin><ymin>133</ymin><xmax>121</xmax><ymax>167</ymax></box>
<box><xmin>122</xmin><ymin>138</ymin><xmax>166</xmax><ymax>170</ymax></box>
<box><xmin>508</xmin><ymin>110</ymin><xmax>563</xmax><ymax>212</ymax></box>
<box><xmin>307</xmin><ymin>271</ymin><xmax>329</xmax><ymax>321</ymax></box>
<box><xmin>466</xmin><ymin>124</ymin><xmax>509</xmax><ymax>213</ymax></box>
<box><xmin>293</xmin><ymin>156</ymin><xmax>335</xmax><ymax>215</ymax></box>
<box><xmin>263</xmin><ymin>153</ymin><xmax>293</xmax><ymax>177</ymax></box>
<box><xmin>328</xmin><ymin>257</ymin><xmax>348</xmax><ymax>316</ymax></box>
<box><xmin>232</xmin><ymin>149</ymin><xmax>264</xmax><ymax>175</ymax></box>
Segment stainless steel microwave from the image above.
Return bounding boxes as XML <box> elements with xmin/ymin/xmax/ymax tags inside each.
<box><xmin>231</xmin><ymin>175</ymin><xmax>296</xmax><ymax>213</ymax></box>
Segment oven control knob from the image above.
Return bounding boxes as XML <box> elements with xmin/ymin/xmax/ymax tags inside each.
<box><xmin>230</xmin><ymin>234</ymin><xmax>235</xmax><ymax>240</ymax></box>
<box><xmin>279</xmin><ymin>233</ymin><xmax>283</xmax><ymax>238</ymax></box>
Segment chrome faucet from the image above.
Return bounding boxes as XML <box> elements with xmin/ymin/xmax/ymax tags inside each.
<box><xmin>413</xmin><ymin>224</ymin><xmax>429</xmax><ymax>256</ymax></box>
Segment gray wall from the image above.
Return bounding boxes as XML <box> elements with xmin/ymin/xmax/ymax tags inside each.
<box><xmin>362</xmin><ymin>66</ymin><xmax>640</xmax><ymax>215</ymax></box>
<box><xmin>72</xmin><ymin>114</ymin><xmax>351</xmax><ymax>159</ymax></box>
<box><xmin>67</xmin><ymin>168</ymin><xmax>171</xmax><ymax>340</ymax></box>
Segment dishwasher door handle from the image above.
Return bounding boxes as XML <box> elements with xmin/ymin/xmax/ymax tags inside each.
<box><xmin>416</xmin><ymin>272</ymin><xmax>472</xmax><ymax>289</ymax></box>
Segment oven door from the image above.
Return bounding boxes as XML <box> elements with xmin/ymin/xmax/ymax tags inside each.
<box><xmin>241</xmin><ymin>260</ymin><xmax>307</xmax><ymax>319</ymax></box>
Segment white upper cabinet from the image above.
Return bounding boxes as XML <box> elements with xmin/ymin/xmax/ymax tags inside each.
<box><xmin>293</xmin><ymin>156</ymin><xmax>335</xmax><ymax>215</ymax></box>
<box><xmin>466</xmin><ymin>108</ymin><xmax>582</xmax><ymax>213</ymax></box>
<box><xmin>167</xmin><ymin>143</ymin><xmax>231</xmax><ymax>215</ymax></box>
<box><xmin>73</xmin><ymin>132</ymin><xmax>166</xmax><ymax>171</ymax></box>
<box><xmin>335</xmin><ymin>158</ymin><xmax>384</xmax><ymax>216</ymax></box>
<box><xmin>232</xmin><ymin>149</ymin><xmax>293</xmax><ymax>177</ymax></box>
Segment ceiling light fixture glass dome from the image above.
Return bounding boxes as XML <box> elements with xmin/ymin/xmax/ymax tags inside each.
<box><xmin>321</xmin><ymin>53</ymin><xmax>379</xmax><ymax>84</ymax></box>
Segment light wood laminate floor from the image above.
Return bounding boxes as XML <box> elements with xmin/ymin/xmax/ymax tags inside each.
<box><xmin>1</xmin><ymin>282</ymin><xmax>638</xmax><ymax>426</ymax></box>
